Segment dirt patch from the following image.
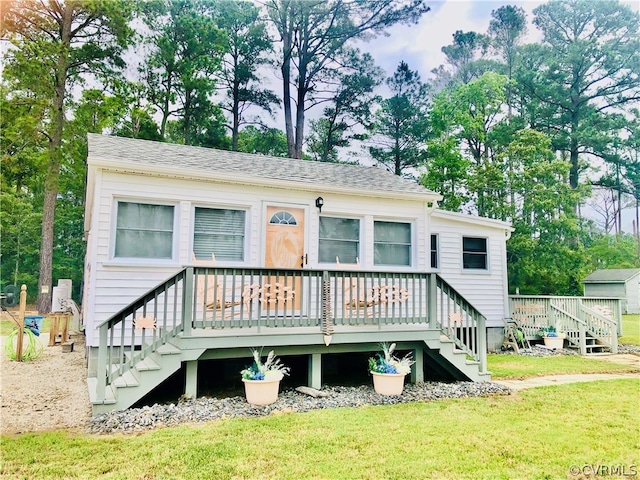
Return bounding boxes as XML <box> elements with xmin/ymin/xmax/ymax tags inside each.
<box><xmin>0</xmin><ymin>327</ymin><xmax>90</xmax><ymax>435</ymax></box>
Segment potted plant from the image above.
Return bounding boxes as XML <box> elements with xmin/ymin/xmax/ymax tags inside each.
<box><xmin>537</xmin><ymin>325</ymin><xmax>565</xmax><ymax>349</ymax></box>
<box><xmin>240</xmin><ymin>349</ymin><xmax>290</xmax><ymax>406</ymax></box>
<box><xmin>368</xmin><ymin>343</ymin><xmax>415</xmax><ymax>395</ymax></box>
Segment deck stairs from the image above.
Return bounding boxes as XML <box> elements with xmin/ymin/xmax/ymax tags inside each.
<box><xmin>89</xmin><ymin>341</ymin><xmax>205</xmax><ymax>414</ymax></box>
<box><xmin>509</xmin><ymin>296</ymin><xmax>620</xmax><ymax>356</ymax></box>
<box><xmin>423</xmin><ymin>335</ymin><xmax>492</xmax><ymax>382</ymax></box>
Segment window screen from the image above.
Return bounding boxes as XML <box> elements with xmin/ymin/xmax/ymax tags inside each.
<box><xmin>115</xmin><ymin>202</ymin><xmax>174</xmax><ymax>258</ymax></box>
<box><xmin>194</xmin><ymin>207</ymin><xmax>246</xmax><ymax>261</ymax></box>
<box><xmin>374</xmin><ymin>221</ymin><xmax>411</xmax><ymax>266</ymax></box>
<box><xmin>431</xmin><ymin>234</ymin><xmax>439</xmax><ymax>269</ymax></box>
<box><xmin>462</xmin><ymin>236</ymin><xmax>487</xmax><ymax>270</ymax></box>
<box><xmin>319</xmin><ymin>217</ymin><xmax>359</xmax><ymax>263</ymax></box>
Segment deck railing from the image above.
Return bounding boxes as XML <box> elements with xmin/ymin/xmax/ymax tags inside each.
<box><xmin>509</xmin><ymin>295</ymin><xmax>621</xmax><ymax>353</ymax></box>
<box><xmin>94</xmin><ymin>267</ymin><xmax>487</xmax><ymax>403</ymax></box>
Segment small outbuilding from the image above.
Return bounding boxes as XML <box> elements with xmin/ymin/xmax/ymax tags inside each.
<box><xmin>583</xmin><ymin>268</ymin><xmax>640</xmax><ymax>314</ymax></box>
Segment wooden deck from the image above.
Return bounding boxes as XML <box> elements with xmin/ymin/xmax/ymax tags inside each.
<box><xmin>90</xmin><ymin>267</ymin><xmax>490</xmax><ymax>413</ymax></box>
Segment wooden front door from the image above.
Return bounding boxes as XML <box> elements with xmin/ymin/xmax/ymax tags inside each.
<box><xmin>264</xmin><ymin>206</ymin><xmax>305</xmax><ymax>312</ymax></box>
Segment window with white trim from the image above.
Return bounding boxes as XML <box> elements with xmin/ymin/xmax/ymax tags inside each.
<box><xmin>430</xmin><ymin>234</ymin><xmax>439</xmax><ymax>269</ymax></box>
<box><xmin>462</xmin><ymin>236</ymin><xmax>487</xmax><ymax>270</ymax></box>
<box><xmin>374</xmin><ymin>221</ymin><xmax>411</xmax><ymax>266</ymax></box>
<box><xmin>115</xmin><ymin>202</ymin><xmax>174</xmax><ymax>258</ymax></box>
<box><xmin>194</xmin><ymin>207</ymin><xmax>246</xmax><ymax>261</ymax></box>
<box><xmin>319</xmin><ymin>216</ymin><xmax>359</xmax><ymax>263</ymax></box>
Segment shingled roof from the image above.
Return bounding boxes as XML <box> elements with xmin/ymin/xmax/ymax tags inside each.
<box><xmin>583</xmin><ymin>268</ymin><xmax>640</xmax><ymax>283</ymax></box>
<box><xmin>87</xmin><ymin>134</ymin><xmax>440</xmax><ymax>201</ymax></box>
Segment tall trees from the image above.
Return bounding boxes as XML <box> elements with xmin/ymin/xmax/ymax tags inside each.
<box><xmin>441</xmin><ymin>30</ymin><xmax>492</xmax><ymax>85</ymax></box>
<box><xmin>369</xmin><ymin>61</ymin><xmax>429</xmax><ymax>176</ymax></box>
<box><xmin>487</xmin><ymin>5</ymin><xmax>526</xmax><ymax>120</ymax></box>
<box><xmin>140</xmin><ymin>0</ymin><xmax>226</xmax><ymax>145</ymax></box>
<box><xmin>214</xmin><ymin>0</ymin><xmax>278</xmax><ymax>151</ymax></box>
<box><xmin>266</xmin><ymin>0</ymin><xmax>430</xmax><ymax>159</ymax></box>
<box><xmin>520</xmin><ymin>0</ymin><xmax>640</xmax><ymax>191</ymax></box>
<box><xmin>307</xmin><ymin>50</ymin><xmax>382</xmax><ymax>162</ymax></box>
<box><xmin>2</xmin><ymin>0</ymin><xmax>134</xmax><ymax>312</ymax></box>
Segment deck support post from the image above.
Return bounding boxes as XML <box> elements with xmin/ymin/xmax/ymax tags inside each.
<box><xmin>309</xmin><ymin>353</ymin><xmax>322</xmax><ymax>389</ymax></box>
<box><xmin>183</xmin><ymin>267</ymin><xmax>194</xmax><ymax>336</ymax></box>
<box><xmin>411</xmin><ymin>347</ymin><xmax>424</xmax><ymax>384</ymax></box>
<box><xmin>185</xmin><ymin>360</ymin><xmax>198</xmax><ymax>398</ymax></box>
<box><xmin>578</xmin><ymin>323</ymin><xmax>586</xmax><ymax>355</ymax></box>
<box><xmin>96</xmin><ymin>323</ymin><xmax>108</xmax><ymax>402</ymax></box>
<box><xmin>478</xmin><ymin>315</ymin><xmax>487</xmax><ymax>374</ymax></box>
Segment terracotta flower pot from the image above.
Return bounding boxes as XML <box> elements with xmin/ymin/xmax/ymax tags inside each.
<box><xmin>371</xmin><ymin>371</ymin><xmax>406</xmax><ymax>395</ymax></box>
<box><xmin>242</xmin><ymin>377</ymin><xmax>281</xmax><ymax>405</ymax></box>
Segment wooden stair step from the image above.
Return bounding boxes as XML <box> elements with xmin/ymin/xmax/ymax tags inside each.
<box><xmin>88</xmin><ymin>378</ymin><xmax>117</xmax><ymax>405</ymax></box>
<box><xmin>112</xmin><ymin>370</ymin><xmax>140</xmax><ymax>388</ymax></box>
<box><xmin>135</xmin><ymin>357</ymin><xmax>161</xmax><ymax>371</ymax></box>
<box><xmin>157</xmin><ymin>343</ymin><xmax>181</xmax><ymax>355</ymax></box>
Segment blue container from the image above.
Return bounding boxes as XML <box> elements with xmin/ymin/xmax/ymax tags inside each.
<box><xmin>24</xmin><ymin>315</ymin><xmax>43</xmax><ymax>336</ymax></box>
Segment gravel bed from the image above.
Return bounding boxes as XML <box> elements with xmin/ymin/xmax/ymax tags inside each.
<box><xmin>87</xmin><ymin>381</ymin><xmax>511</xmax><ymax>434</ymax></box>
<box><xmin>496</xmin><ymin>343</ymin><xmax>640</xmax><ymax>356</ymax></box>
<box><xmin>495</xmin><ymin>344</ymin><xmax>579</xmax><ymax>356</ymax></box>
<box><xmin>617</xmin><ymin>344</ymin><xmax>640</xmax><ymax>354</ymax></box>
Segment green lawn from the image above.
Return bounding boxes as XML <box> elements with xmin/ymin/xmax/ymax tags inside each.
<box><xmin>620</xmin><ymin>314</ymin><xmax>640</xmax><ymax>346</ymax></box>
<box><xmin>1</xmin><ymin>379</ymin><xmax>638</xmax><ymax>479</ymax></box>
<box><xmin>487</xmin><ymin>353</ymin><xmax>636</xmax><ymax>379</ymax></box>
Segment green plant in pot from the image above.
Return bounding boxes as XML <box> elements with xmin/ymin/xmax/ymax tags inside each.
<box><xmin>536</xmin><ymin>325</ymin><xmax>565</xmax><ymax>349</ymax></box>
<box><xmin>241</xmin><ymin>349</ymin><xmax>290</xmax><ymax>406</ymax></box>
<box><xmin>368</xmin><ymin>343</ymin><xmax>414</xmax><ymax>395</ymax></box>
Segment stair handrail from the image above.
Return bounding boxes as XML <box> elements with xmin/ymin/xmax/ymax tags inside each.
<box><xmin>579</xmin><ymin>303</ymin><xmax>618</xmax><ymax>354</ymax></box>
<box><xmin>549</xmin><ymin>303</ymin><xmax>587</xmax><ymax>354</ymax></box>
<box><xmin>434</xmin><ymin>274</ymin><xmax>487</xmax><ymax>374</ymax></box>
<box><xmin>95</xmin><ymin>268</ymin><xmax>190</xmax><ymax>404</ymax></box>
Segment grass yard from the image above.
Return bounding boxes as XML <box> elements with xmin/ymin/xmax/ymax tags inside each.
<box><xmin>1</xmin><ymin>379</ymin><xmax>638</xmax><ymax>480</ymax></box>
<box><xmin>620</xmin><ymin>314</ymin><xmax>640</xmax><ymax>346</ymax></box>
<box><xmin>487</xmin><ymin>353</ymin><xmax>637</xmax><ymax>379</ymax></box>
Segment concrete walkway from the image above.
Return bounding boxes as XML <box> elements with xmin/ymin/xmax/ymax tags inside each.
<box><xmin>494</xmin><ymin>372</ymin><xmax>639</xmax><ymax>391</ymax></box>
<box><xmin>493</xmin><ymin>352</ymin><xmax>640</xmax><ymax>391</ymax></box>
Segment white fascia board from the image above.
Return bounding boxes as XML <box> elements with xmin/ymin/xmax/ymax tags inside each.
<box><xmin>431</xmin><ymin>209</ymin><xmax>514</xmax><ymax>232</ymax></box>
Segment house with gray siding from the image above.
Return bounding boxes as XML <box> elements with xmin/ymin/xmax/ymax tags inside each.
<box><xmin>583</xmin><ymin>269</ymin><xmax>640</xmax><ymax>314</ymax></box>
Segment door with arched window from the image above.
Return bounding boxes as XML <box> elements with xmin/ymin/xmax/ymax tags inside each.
<box><xmin>264</xmin><ymin>205</ymin><xmax>305</xmax><ymax>311</ymax></box>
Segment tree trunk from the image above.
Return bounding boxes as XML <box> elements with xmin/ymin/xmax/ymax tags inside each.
<box><xmin>37</xmin><ymin>4</ymin><xmax>72</xmax><ymax>313</ymax></box>
<box><xmin>232</xmin><ymin>80</ymin><xmax>240</xmax><ymax>151</ymax></box>
<box><xmin>280</xmin><ymin>27</ymin><xmax>295</xmax><ymax>158</ymax></box>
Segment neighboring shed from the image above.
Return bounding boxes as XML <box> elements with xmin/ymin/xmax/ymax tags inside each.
<box><xmin>583</xmin><ymin>269</ymin><xmax>640</xmax><ymax>314</ymax></box>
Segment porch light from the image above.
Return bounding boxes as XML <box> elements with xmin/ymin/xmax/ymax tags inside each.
<box><xmin>315</xmin><ymin>196</ymin><xmax>324</xmax><ymax>213</ymax></box>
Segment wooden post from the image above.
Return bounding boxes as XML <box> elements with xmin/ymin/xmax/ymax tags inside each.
<box><xmin>182</xmin><ymin>268</ymin><xmax>194</xmax><ymax>336</ymax></box>
<box><xmin>16</xmin><ymin>285</ymin><xmax>27</xmax><ymax>362</ymax></box>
